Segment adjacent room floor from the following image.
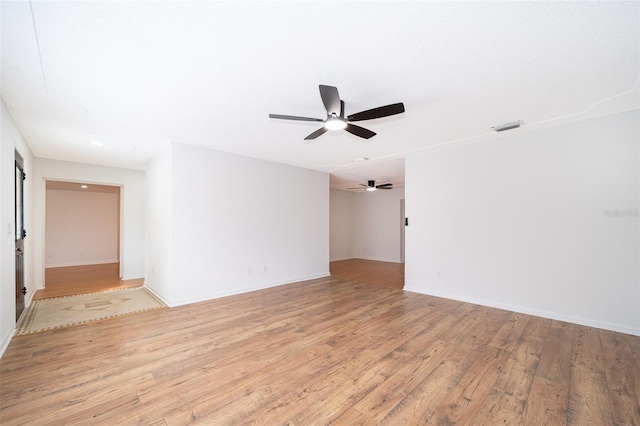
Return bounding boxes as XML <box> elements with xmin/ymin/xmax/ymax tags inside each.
<box><xmin>330</xmin><ymin>258</ymin><xmax>404</xmax><ymax>289</ymax></box>
<box><xmin>35</xmin><ymin>263</ymin><xmax>143</xmax><ymax>300</ymax></box>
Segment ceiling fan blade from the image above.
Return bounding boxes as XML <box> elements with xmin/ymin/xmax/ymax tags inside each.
<box><xmin>376</xmin><ymin>183</ymin><xmax>393</xmax><ymax>188</ymax></box>
<box><xmin>269</xmin><ymin>114</ymin><xmax>324</xmax><ymax>122</ymax></box>
<box><xmin>304</xmin><ymin>127</ymin><xmax>329</xmax><ymax>140</ymax></box>
<box><xmin>345</xmin><ymin>123</ymin><xmax>376</xmax><ymax>139</ymax></box>
<box><xmin>378</xmin><ymin>186</ymin><xmax>393</xmax><ymax>189</ymax></box>
<box><xmin>319</xmin><ymin>85</ymin><xmax>341</xmax><ymax>116</ymax></box>
<box><xmin>347</xmin><ymin>102</ymin><xmax>405</xmax><ymax>122</ymax></box>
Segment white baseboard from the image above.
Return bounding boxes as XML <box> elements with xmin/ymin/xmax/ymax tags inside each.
<box><xmin>355</xmin><ymin>256</ymin><xmax>404</xmax><ymax>264</ymax></box>
<box><xmin>45</xmin><ymin>259</ymin><xmax>119</xmax><ymax>268</ymax></box>
<box><xmin>330</xmin><ymin>256</ymin><xmax>355</xmax><ymax>262</ymax></box>
<box><xmin>25</xmin><ymin>288</ymin><xmax>35</xmax><ymax>307</ymax></box>
<box><xmin>164</xmin><ymin>272</ymin><xmax>331</xmax><ymax>307</ymax></box>
<box><xmin>121</xmin><ymin>274</ymin><xmax>145</xmax><ymax>280</ymax></box>
<box><xmin>143</xmin><ymin>284</ymin><xmax>172</xmax><ymax>307</ymax></box>
<box><xmin>330</xmin><ymin>256</ymin><xmax>404</xmax><ymax>264</ymax></box>
<box><xmin>403</xmin><ymin>286</ymin><xmax>640</xmax><ymax>337</ymax></box>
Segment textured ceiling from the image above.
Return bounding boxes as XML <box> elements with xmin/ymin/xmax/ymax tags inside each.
<box><xmin>2</xmin><ymin>1</ymin><xmax>638</xmax><ymax>190</ymax></box>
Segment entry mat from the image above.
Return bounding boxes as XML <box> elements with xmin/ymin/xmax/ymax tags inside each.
<box><xmin>16</xmin><ymin>287</ymin><xmax>166</xmax><ymax>336</ymax></box>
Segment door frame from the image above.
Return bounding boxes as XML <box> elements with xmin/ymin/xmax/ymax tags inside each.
<box><xmin>41</xmin><ymin>179</ymin><xmax>123</xmax><ymax>287</ymax></box>
<box><xmin>15</xmin><ymin>152</ymin><xmax>26</xmax><ymax>321</ymax></box>
<box><xmin>400</xmin><ymin>198</ymin><xmax>406</xmax><ymax>263</ymax></box>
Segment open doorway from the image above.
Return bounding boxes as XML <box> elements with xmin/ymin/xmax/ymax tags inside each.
<box><xmin>329</xmin><ymin>186</ymin><xmax>406</xmax><ymax>289</ymax></box>
<box><xmin>37</xmin><ymin>180</ymin><xmax>139</xmax><ymax>298</ymax></box>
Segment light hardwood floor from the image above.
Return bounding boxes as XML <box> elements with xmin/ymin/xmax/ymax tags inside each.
<box><xmin>330</xmin><ymin>258</ymin><xmax>404</xmax><ymax>289</ymax></box>
<box><xmin>34</xmin><ymin>263</ymin><xmax>143</xmax><ymax>300</ymax></box>
<box><xmin>2</xmin><ymin>275</ymin><xmax>638</xmax><ymax>424</ymax></box>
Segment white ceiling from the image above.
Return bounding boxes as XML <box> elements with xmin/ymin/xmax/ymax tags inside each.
<box><xmin>2</xmin><ymin>1</ymin><xmax>638</xmax><ymax>191</ymax></box>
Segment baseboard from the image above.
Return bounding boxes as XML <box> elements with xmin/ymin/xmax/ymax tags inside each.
<box><xmin>143</xmin><ymin>284</ymin><xmax>172</xmax><ymax>307</ymax></box>
<box><xmin>45</xmin><ymin>259</ymin><xmax>119</xmax><ymax>268</ymax></box>
<box><xmin>355</xmin><ymin>256</ymin><xmax>404</xmax><ymax>264</ymax></box>
<box><xmin>330</xmin><ymin>256</ymin><xmax>355</xmax><ymax>262</ymax></box>
<box><xmin>166</xmin><ymin>272</ymin><xmax>331</xmax><ymax>307</ymax></box>
<box><xmin>403</xmin><ymin>286</ymin><xmax>640</xmax><ymax>337</ymax></box>
<box><xmin>121</xmin><ymin>274</ymin><xmax>145</xmax><ymax>280</ymax></box>
<box><xmin>0</xmin><ymin>326</ymin><xmax>15</xmax><ymax>359</ymax></box>
<box><xmin>25</xmin><ymin>288</ymin><xmax>35</xmax><ymax>307</ymax></box>
<box><xmin>330</xmin><ymin>256</ymin><xmax>404</xmax><ymax>264</ymax></box>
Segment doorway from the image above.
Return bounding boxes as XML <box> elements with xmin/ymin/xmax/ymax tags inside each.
<box><xmin>42</xmin><ymin>181</ymin><xmax>124</xmax><ymax>297</ymax></box>
<box><xmin>329</xmin><ymin>187</ymin><xmax>406</xmax><ymax>289</ymax></box>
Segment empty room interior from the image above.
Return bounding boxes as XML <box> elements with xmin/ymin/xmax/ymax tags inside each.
<box><xmin>0</xmin><ymin>2</ymin><xmax>638</xmax><ymax>424</ymax></box>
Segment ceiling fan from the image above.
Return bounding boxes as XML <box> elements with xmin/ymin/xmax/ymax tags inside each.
<box><xmin>348</xmin><ymin>180</ymin><xmax>394</xmax><ymax>192</ymax></box>
<box><xmin>269</xmin><ymin>85</ymin><xmax>405</xmax><ymax>140</ymax></box>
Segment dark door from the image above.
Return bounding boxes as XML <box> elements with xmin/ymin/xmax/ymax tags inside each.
<box><xmin>15</xmin><ymin>154</ymin><xmax>26</xmax><ymax>321</ymax></box>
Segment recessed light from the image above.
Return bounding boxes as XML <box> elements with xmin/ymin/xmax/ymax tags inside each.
<box><xmin>81</xmin><ymin>185</ymin><xmax>88</xmax><ymax>189</ymax></box>
<box><xmin>90</xmin><ymin>140</ymin><xmax>104</xmax><ymax>147</ymax></box>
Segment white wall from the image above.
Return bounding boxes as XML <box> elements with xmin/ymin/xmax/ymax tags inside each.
<box><xmin>354</xmin><ymin>187</ymin><xmax>405</xmax><ymax>263</ymax></box>
<box><xmin>45</xmin><ymin>189</ymin><xmax>119</xmax><ymax>267</ymax></box>
<box><xmin>1</xmin><ymin>98</ymin><xmax>35</xmax><ymax>355</ymax></box>
<box><xmin>145</xmin><ymin>142</ymin><xmax>330</xmax><ymax>306</ymax></box>
<box><xmin>34</xmin><ymin>159</ymin><xmax>145</xmax><ymax>284</ymax></box>
<box><xmin>405</xmin><ymin>110</ymin><xmax>640</xmax><ymax>335</ymax></box>
<box><xmin>330</xmin><ymin>189</ymin><xmax>356</xmax><ymax>261</ymax></box>
<box><xmin>330</xmin><ymin>187</ymin><xmax>405</xmax><ymax>263</ymax></box>
<box><xmin>145</xmin><ymin>144</ymin><xmax>174</xmax><ymax>301</ymax></box>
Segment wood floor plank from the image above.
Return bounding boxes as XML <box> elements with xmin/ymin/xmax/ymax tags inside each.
<box><xmin>488</xmin><ymin>311</ymin><xmax>531</xmax><ymax>352</ymax></box>
<box><xmin>567</xmin><ymin>325</ymin><xmax>614</xmax><ymax>425</ymax></box>
<box><xmin>599</xmin><ymin>329</ymin><xmax>640</xmax><ymax>425</ymax></box>
<box><xmin>521</xmin><ymin>320</ymin><xmax>574</xmax><ymax>425</ymax></box>
<box><xmin>473</xmin><ymin>316</ymin><xmax>549</xmax><ymax>424</ymax></box>
<box><xmin>2</xmin><ymin>267</ymin><xmax>638</xmax><ymax>425</ymax></box>
<box><xmin>348</xmin><ymin>341</ymin><xmax>456</xmax><ymax>423</ymax></box>
<box><xmin>378</xmin><ymin>349</ymin><xmax>472</xmax><ymax>424</ymax></box>
<box><xmin>427</xmin><ymin>345</ymin><xmax>510</xmax><ymax>425</ymax></box>
<box><xmin>521</xmin><ymin>376</ymin><xmax>569</xmax><ymax>426</ymax></box>
<box><xmin>534</xmin><ymin>320</ymin><xmax>574</xmax><ymax>384</ymax></box>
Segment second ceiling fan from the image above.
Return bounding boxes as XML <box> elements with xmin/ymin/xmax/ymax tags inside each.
<box><xmin>349</xmin><ymin>180</ymin><xmax>394</xmax><ymax>191</ymax></box>
<box><xmin>269</xmin><ymin>85</ymin><xmax>405</xmax><ymax>140</ymax></box>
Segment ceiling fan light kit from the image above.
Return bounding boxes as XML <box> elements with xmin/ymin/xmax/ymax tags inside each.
<box><xmin>269</xmin><ymin>85</ymin><xmax>405</xmax><ymax>140</ymax></box>
<box><xmin>325</xmin><ymin>117</ymin><xmax>347</xmax><ymax>130</ymax></box>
